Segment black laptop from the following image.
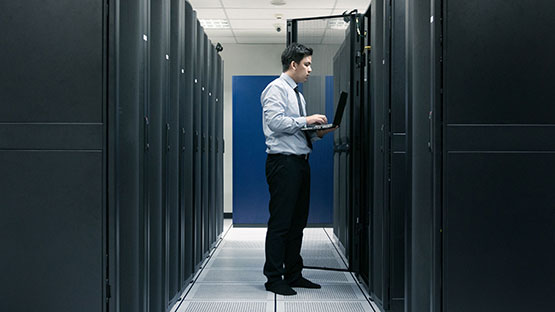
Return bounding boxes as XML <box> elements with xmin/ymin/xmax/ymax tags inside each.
<box><xmin>301</xmin><ymin>91</ymin><xmax>348</xmax><ymax>131</ymax></box>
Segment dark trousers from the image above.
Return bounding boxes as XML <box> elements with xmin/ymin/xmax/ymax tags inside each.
<box><xmin>263</xmin><ymin>153</ymin><xmax>310</xmax><ymax>286</ymax></box>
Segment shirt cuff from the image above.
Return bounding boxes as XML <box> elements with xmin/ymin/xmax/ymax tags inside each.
<box><xmin>294</xmin><ymin>116</ymin><xmax>307</xmax><ymax>127</ymax></box>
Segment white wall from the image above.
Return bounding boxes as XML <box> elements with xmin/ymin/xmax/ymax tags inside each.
<box><xmin>219</xmin><ymin>43</ymin><xmax>342</xmax><ymax>214</ymax></box>
<box><xmin>219</xmin><ymin>43</ymin><xmax>285</xmax><ymax>213</ymax></box>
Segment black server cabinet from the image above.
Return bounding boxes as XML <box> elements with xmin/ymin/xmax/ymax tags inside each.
<box><xmin>201</xmin><ymin>32</ymin><xmax>210</xmax><ymax>258</ymax></box>
<box><xmin>0</xmin><ymin>1</ymin><xmax>107</xmax><ymax>311</ymax></box>
<box><xmin>216</xmin><ymin>55</ymin><xmax>224</xmax><ymax>237</ymax></box>
<box><xmin>366</xmin><ymin>1</ymin><xmax>407</xmax><ymax>310</ymax></box>
<box><xmin>193</xmin><ymin>20</ymin><xmax>204</xmax><ymax>269</ymax></box>
<box><xmin>435</xmin><ymin>1</ymin><xmax>555</xmax><ymax>311</ymax></box>
<box><xmin>148</xmin><ymin>0</ymin><xmax>170</xmax><ymax>311</ymax></box>
<box><xmin>349</xmin><ymin>13</ymin><xmax>365</xmax><ymax>276</ymax></box>
<box><xmin>369</xmin><ymin>0</ymin><xmax>388</xmax><ymax>306</ymax></box>
<box><xmin>2</xmin><ymin>2</ymin><xmax>222</xmax><ymax>312</ymax></box>
<box><xmin>388</xmin><ymin>1</ymin><xmax>407</xmax><ymax>310</ymax></box>
<box><xmin>332</xmin><ymin>34</ymin><xmax>352</xmax><ymax>257</ymax></box>
<box><xmin>209</xmin><ymin>43</ymin><xmax>218</xmax><ymax>247</ymax></box>
<box><xmin>406</xmin><ymin>0</ymin><xmax>435</xmax><ymax>310</ymax></box>
<box><xmin>180</xmin><ymin>0</ymin><xmax>195</xmax><ymax>288</ymax></box>
<box><xmin>167</xmin><ymin>0</ymin><xmax>183</xmax><ymax>304</ymax></box>
<box><xmin>112</xmin><ymin>0</ymin><xmax>151</xmax><ymax>311</ymax></box>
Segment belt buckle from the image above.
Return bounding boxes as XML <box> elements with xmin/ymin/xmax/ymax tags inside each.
<box><xmin>304</xmin><ymin>154</ymin><xmax>309</xmax><ymax>160</ymax></box>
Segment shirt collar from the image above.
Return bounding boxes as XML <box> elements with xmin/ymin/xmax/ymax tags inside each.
<box><xmin>280</xmin><ymin>72</ymin><xmax>297</xmax><ymax>90</ymax></box>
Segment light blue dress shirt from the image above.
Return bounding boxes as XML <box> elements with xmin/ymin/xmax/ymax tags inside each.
<box><xmin>261</xmin><ymin>73</ymin><xmax>318</xmax><ymax>155</ymax></box>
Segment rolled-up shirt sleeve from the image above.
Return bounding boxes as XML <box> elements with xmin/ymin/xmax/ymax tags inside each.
<box><xmin>262</xmin><ymin>85</ymin><xmax>307</xmax><ymax>134</ymax></box>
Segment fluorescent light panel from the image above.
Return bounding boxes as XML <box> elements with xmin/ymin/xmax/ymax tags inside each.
<box><xmin>200</xmin><ymin>19</ymin><xmax>231</xmax><ymax>29</ymax></box>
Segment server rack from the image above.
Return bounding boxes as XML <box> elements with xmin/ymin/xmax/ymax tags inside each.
<box><xmin>201</xmin><ymin>34</ymin><xmax>210</xmax><ymax>257</ymax></box>
<box><xmin>148</xmin><ymin>0</ymin><xmax>171</xmax><ymax>311</ymax></box>
<box><xmin>216</xmin><ymin>55</ymin><xmax>225</xmax><ymax>237</ymax></box>
<box><xmin>114</xmin><ymin>0</ymin><xmax>151</xmax><ymax>311</ymax></box>
<box><xmin>2</xmin><ymin>1</ymin><xmax>224</xmax><ymax>311</ymax></box>
<box><xmin>166</xmin><ymin>0</ymin><xmax>183</xmax><ymax>304</ymax></box>
<box><xmin>209</xmin><ymin>42</ymin><xmax>217</xmax><ymax>248</ymax></box>
<box><xmin>193</xmin><ymin>19</ymin><xmax>204</xmax><ymax>269</ymax></box>
<box><xmin>0</xmin><ymin>1</ymin><xmax>107</xmax><ymax>311</ymax></box>
<box><xmin>431</xmin><ymin>1</ymin><xmax>555</xmax><ymax>311</ymax></box>
<box><xmin>180</xmin><ymin>0</ymin><xmax>195</xmax><ymax>289</ymax></box>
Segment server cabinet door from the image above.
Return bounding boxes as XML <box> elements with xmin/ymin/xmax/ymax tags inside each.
<box><xmin>167</xmin><ymin>0</ymin><xmax>183</xmax><ymax>304</ymax></box>
<box><xmin>181</xmin><ymin>0</ymin><xmax>195</xmax><ymax>286</ymax></box>
<box><xmin>149</xmin><ymin>0</ymin><xmax>171</xmax><ymax>311</ymax></box>
<box><xmin>209</xmin><ymin>43</ymin><xmax>218</xmax><ymax>247</ymax></box>
<box><xmin>201</xmin><ymin>33</ymin><xmax>210</xmax><ymax>256</ymax></box>
<box><xmin>0</xmin><ymin>0</ymin><xmax>107</xmax><ymax>306</ymax></box>
<box><xmin>113</xmin><ymin>0</ymin><xmax>151</xmax><ymax>310</ymax></box>
<box><xmin>370</xmin><ymin>0</ymin><xmax>388</xmax><ymax>307</ymax></box>
<box><xmin>216</xmin><ymin>55</ymin><xmax>224</xmax><ymax>237</ymax></box>
<box><xmin>440</xmin><ymin>1</ymin><xmax>555</xmax><ymax>311</ymax></box>
<box><xmin>193</xmin><ymin>20</ymin><xmax>204</xmax><ymax>268</ymax></box>
<box><xmin>406</xmin><ymin>0</ymin><xmax>435</xmax><ymax>310</ymax></box>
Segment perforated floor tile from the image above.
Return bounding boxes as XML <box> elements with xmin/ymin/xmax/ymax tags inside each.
<box><xmin>303</xmin><ymin>257</ymin><xmax>346</xmax><ymax>268</ymax></box>
<box><xmin>277</xmin><ymin>284</ymin><xmax>365</xmax><ymax>301</ymax></box>
<box><xmin>277</xmin><ymin>301</ymin><xmax>374</xmax><ymax>312</ymax></box>
<box><xmin>217</xmin><ymin>248</ymin><xmax>265</xmax><ymax>258</ymax></box>
<box><xmin>196</xmin><ymin>269</ymin><xmax>266</xmax><ymax>283</ymax></box>
<box><xmin>300</xmin><ymin>248</ymin><xmax>339</xmax><ymax>258</ymax></box>
<box><xmin>207</xmin><ymin>257</ymin><xmax>265</xmax><ymax>268</ymax></box>
<box><xmin>300</xmin><ymin>240</ymin><xmax>335</xmax><ymax>249</ymax></box>
<box><xmin>222</xmin><ymin>241</ymin><xmax>265</xmax><ymax>249</ymax></box>
<box><xmin>176</xmin><ymin>226</ymin><xmax>375</xmax><ymax>312</ymax></box>
<box><xmin>186</xmin><ymin>283</ymin><xmax>273</xmax><ymax>300</ymax></box>
<box><xmin>177</xmin><ymin>301</ymin><xmax>273</xmax><ymax>312</ymax></box>
<box><xmin>301</xmin><ymin>270</ymin><xmax>352</xmax><ymax>283</ymax></box>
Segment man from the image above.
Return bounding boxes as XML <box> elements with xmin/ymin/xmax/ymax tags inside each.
<box><xmin>261</xmin><ymin>43</ymin><xmax>337</xmax><ymax>296</ymax></box>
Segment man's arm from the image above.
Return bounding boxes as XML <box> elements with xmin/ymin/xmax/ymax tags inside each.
<box><xmin>262</xmin><ymin>85</ymin><xmax>307</xmax><ymax>135</ymax></box>
<box><xmin>316</xmin><ymin>126</ymin><xmax>338</xmax><ymax>138</ymax></box>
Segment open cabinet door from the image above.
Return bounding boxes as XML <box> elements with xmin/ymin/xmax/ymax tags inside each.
<box><xmin>287</xmin><ymin>11</ymin><xmax>367</xmax><ymax>283</ymax></box>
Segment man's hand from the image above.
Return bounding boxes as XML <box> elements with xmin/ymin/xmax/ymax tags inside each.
<box><xmin>306</xmin><ymin>114</ymin><xmax>327</xmax><ymax>125</ymax></box>
<box><xmin>317</xmin><ymin>126</ymin><xmax>339</xmax><ymax>138</ymax></box>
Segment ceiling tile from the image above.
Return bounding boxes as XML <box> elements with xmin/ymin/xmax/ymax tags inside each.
<box><xmin>225</xmin><ymin>8</ymin><xmax>333</xmax><ymax>20</ymax></box>
<box><xmin>204</xmin><ymin>28</ymin><xmax>235</xmax><ymax>37</ymax></box>
<box><xmin>235</xmin><ymin>36</ymin><xmax>287</xmax><ymax>44</ymax></box>
<box><xmin>233</xmin><ymin>29</ymin><xmax>286</xmax><ymax>37</ymax></box>
<box><xmin>222</xmin><ymin>0</ymin><xmax>336</xmax><ymax>9</ymax></box>
<box><xmin>229</xmin><ymin>19</ymin><xmax>286</xmax><ymax>29</ymax></box>
<box><xmin>194</xmin><ymin>8</ymin><xmax>227</xmax><ymax>19</ymax></box>
<box><xmin>335</xmin><ymin>0</ymin><xmax>370</xmax><ymax>14</ymax></box>
<box><xmin>188</xmin><ymin>0</ymin><xmax>222</xmax><ymax>8</ymax></box>
<box><xmin>335</xmin><ymin>0</ymin><xmax>371</xmax><ymax>10</ymax></box>
<box><xmin>207</xmin><ymin>36</ymin><xmax>237</xmax><ymax>43</ymax></box>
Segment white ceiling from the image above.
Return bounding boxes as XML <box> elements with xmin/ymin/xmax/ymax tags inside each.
<box><xmin>188</xmin><ymin>0</ymin><xmax>371</xmax><ymax>44</ymax></box>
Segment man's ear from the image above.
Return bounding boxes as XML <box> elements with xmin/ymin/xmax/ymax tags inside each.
<box><xmin>290</xmin><ymin>61</ymin><xmax>297</xmax><ymax>70</ymax></box>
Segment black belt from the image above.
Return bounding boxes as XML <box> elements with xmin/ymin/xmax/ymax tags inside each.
<box><xmin>268</xmin><ymin>153</ymin><xmax>309</xmax><ymax>160</ymax></box>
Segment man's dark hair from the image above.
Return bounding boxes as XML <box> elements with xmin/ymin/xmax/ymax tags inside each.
<box><xmin>281</xmin><ymin>43</ymin><xmax>313</xmax><ymax>72</ymax></box>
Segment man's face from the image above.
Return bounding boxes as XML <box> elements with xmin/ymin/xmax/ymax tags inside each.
<box><xmin>292</xmin><ymin>55</ymin><xmax>312</xmax><ymax>83</ymax></box>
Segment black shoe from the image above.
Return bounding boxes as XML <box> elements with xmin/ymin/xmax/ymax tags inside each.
<box><xmin>288</xmin><ymin>277</ymin><xmax>321</xmax><ymax>289</ymax></box>
<box><xmin>265</xmin><ymin>281</ymin><xmax>297</xmax><ymax>296</ymax></box>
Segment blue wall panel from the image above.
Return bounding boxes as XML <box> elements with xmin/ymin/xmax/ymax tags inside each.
<box><xmin>233</xmin><ymin>75</ymin><xmax>334</xmax><ymax>225</ymax></box>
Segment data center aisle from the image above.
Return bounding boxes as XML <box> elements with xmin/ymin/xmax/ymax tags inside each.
<box><xmin>172</xmin><ymin>219</ymin><xmax>379</xmax><ymax>312</ymax></box>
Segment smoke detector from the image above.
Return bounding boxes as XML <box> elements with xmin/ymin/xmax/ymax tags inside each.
<box><xmin>271</xmin><ymin>0</ymin><xmax>286</xmax><ymax>6</ymax></box>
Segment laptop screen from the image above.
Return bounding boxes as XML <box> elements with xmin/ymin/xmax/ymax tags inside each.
<box><xmin>332</xmin><ymin>92</ymin><xmax>349</xmax><ymax>126</ymax></box>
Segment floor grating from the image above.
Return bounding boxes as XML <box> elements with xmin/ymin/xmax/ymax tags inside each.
<box><xmin>175</xmin><ymin>224</ymin><xmax>378</xmax><ymax>312</ymax></box>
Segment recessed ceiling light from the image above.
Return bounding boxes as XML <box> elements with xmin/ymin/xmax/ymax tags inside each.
<box><xmin>200</xmin><ymin>19</ymin><xmax>230</xmax><ymax>29</ymax></box>
<box><xmin>271</xmin><ymin>0</ymin><xmax>287</xmax><ymax>6</ymax></box>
